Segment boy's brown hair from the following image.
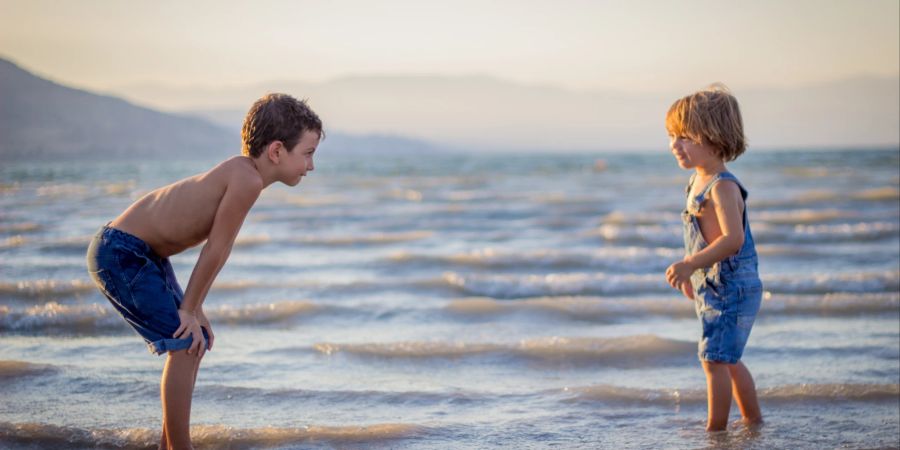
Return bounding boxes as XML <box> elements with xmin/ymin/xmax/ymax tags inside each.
<box><xmin>241</xmin><ymin>93</ymin><xmax>324</xmax><ymax>158</ymax></box>
<box><xmin>666</xmin><ymin>84</ymin><xmax>746</xmax><ymax>161</ymax></box>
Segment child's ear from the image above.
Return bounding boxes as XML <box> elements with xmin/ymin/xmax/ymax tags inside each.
<box><xmin>266</xmin><ymin>141</ymin><xmax>284</xmax><ymax>163</ymax></box>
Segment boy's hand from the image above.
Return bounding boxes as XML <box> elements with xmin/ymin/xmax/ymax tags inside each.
<box><xmin>174</xmin><ymin>309</ymin><xmax>205</xmax><ymax>357</ymax></box>
<box><xmin>197</xmin><ymin>308</ymin><xmax>214</xmax><ymax>353</ymax></box>
<box><xmin>666</xmin><ymin>260</ymin><xmax>695</xmax><ymax>300</ymax></box>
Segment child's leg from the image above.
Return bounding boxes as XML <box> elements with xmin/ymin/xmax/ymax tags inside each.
<box><xmin>159</xmin><ymin>353</ymin><xmax>203</xmax><ymax>450</ymax></box>
<box><xmin>727</xmin><ymin>361</ymin><xmax>762</xmax><ymax>424</ymax></box>
<box><xmin>161</xmin><ymin>350</ymin><xmax>199</xmax><ymax>449</ymax></box>
<box><xmin>701</xmin><ymin>361</ymin><xmax>733</xmax><ymax>431</ymax></box>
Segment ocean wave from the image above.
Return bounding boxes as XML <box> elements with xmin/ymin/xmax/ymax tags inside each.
<box><xmin>0</xmin><ymin>279</ymin><xmax>96</xmax><ymax>299</ymax></box>
<box><xmin>850</xmin><ymin>187</ymin><xmax>900</xmax><ymax>201</ymax></box>
<box><xmin>288</xmin><ymin>231</ymin><xmax>434</xmax><ymax>246</ymax></box>
<box><xmin>314</xmin><ymin>335</ymin><xmax>695</xmax><ymax>365</ymax></box>
<box><xmin>763</xmin><ymin>271</ymin><xmax>899</xmax><ymax>294</ymax></box>
<box><xmin>592</xmin><ymin>221</ymin><xmax>900</xmax><ymax>246</ymax></box>
<box><xmin>0</xmin><ymin>303</ymin><xmax>122</xmax><ymax>332</ymax></box>
<box><xmin>200</xmin><ymin>383</ymin><xmax>483</xmax><ymax>407</ymax></box>
<box><xmin>440</xmin><ymin>270</ymin><xmax>899</xmax><ymax>298</ymax></box>
<box><xmin>0</xmin><ymin>300</ymin><xmax>331</xmax><ymax>332</ymax></box>
<box><xmin>207</xmin><ymin>300</ymin><xmax>326</xmax><ymax>324</ymax></box>
<box><xmin>388</xmin><ymin>247</ymin><xmax>680</xmax><ymax>271</ymax></box>
<box><xmin>0</xmin><ymin>421</ymin><xmax>425</xmax><ymax>449</ymax></box>
<box><xmin>441</xmin><ymin>271</ymin><xmax>669</xmax><ymax>298</ymax></box>
<box><xmin>567</xmin><ymin>383</ymin><xmax>900</xmax><ymax>405</ymax></box>
<box><xmin>601</xmin><ymin>211</ymin><xmax>681</xmax><ymax>225</ymax></box>
<box><xmin>762</xmin><ymin>292</ymin><xmax>900</xmax><ymax>314</ymax></box>
<box><xmin>444</xmin><ymin>296</ymin><xmax>693</xmax><ymax>320</ymax></box>
<box><xmin>753</xmin><ymin>209</ymin><xmax>858</xmax><ymax>225</ymax></box>
<box><xmin>0</xmin><ymin>235</ymin><xmax>27</xmax><ymax>249</ymax></box>
<box><xmin>753</xmin><ymin>187</ymin><xmax>899</xmax><ymax>208</ymax></box>
<box><xmin>0</xmin><ymin>360</ymin><xmax>57</xmax><ymax>379</ymax></box>
<box><xmin>444</xmin><ymin>292</ymin><xmax>900</xmax><ymax>319</ymax></box>
<box><xmin>0</xmin><ymin>222</ymin><xmax>42</xmax><ymax>234</ymax></box>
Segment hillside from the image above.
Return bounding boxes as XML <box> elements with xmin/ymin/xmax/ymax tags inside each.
<box><xmin>0</xmin><ymin>58</ymin><xmax>239</xmax><ymax>160</ymax></box>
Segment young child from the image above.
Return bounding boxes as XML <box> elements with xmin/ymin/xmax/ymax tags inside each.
<box><xmin>86</xmin><ymin>93</ymin><xmax>322</xmax><ymax>449</ymax></box>
<box><xmin>663</xmin><ymin>84</ymin><xmax>763</xmax><ymax>432</ymax></box>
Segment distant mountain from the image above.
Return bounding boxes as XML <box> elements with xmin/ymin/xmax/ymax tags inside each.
<box><xmin>0</xmin><ymin>58</ymin><xmax>237</xmax><ymax>160</ymax></box>
<box><xmin>116</xmin><ymin>74</ymin><xmax>900</xmax><ymax>152</ymax></box>
<box><xmin>0</xmin><ymin>58</ymin><xmax>443</xmax><ymax>161</ymax></box>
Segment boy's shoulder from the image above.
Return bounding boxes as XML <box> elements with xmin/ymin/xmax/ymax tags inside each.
<box><xmin>708</xmin><ymin>177</ymin><xmax>744</xmax><ymax>205</ymax></box>
<box><xmin>212</xmin><ymin>156</ymin><xmax>264</xmax><ymax>190</ymax></box>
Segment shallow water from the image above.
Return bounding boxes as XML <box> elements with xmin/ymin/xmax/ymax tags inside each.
<box><xmin>1</xmin><ymin>149</ymin><xmax>898</xmax><ymax>449</ymax></box>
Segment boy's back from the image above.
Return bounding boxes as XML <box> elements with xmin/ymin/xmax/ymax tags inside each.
<box><xmin>110</xmin><ymin>156</ymin><xmax>262</xmax><ymax>258</ymax></box>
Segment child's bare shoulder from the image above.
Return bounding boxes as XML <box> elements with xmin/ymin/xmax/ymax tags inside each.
<box><xmin>211</xmin><ymin>156</ymin><xmax>264</xmax><ymax>190</ymax></box>
<box><xmin>709</xmin><ymin>179</ymin><xmax>744</xmax><ymax>207</ymax></box>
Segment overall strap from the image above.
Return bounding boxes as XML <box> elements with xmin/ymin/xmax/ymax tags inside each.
<box><xmin>685</xmin><ymin>173</ymin><xmax>697</xmax><ymax>197</ymax></box>
<box><xmin>695</xmin><ymin>171</ymin><xmax>748</xmax><ymax>203</ymax></box>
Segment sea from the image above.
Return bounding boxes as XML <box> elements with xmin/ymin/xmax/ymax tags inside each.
<box><xmin>1</xmin><ymin>148</ymin><xmax>898</xmax><ymax>449</ymax></box>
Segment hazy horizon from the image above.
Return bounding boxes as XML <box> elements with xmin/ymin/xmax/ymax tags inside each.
<box><xmin>2</xmin><ymin>0</ymin><xmax>897</xmax><ymax>92</ymax></box>
<box><xmin>1</xmin><ymin>0</ymin><xmax>898</xmax><ymax>152</ymax></box>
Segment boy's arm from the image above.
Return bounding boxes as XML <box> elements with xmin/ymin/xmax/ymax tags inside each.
<box><xmin>683</xmin><ymin>181</ymin><xmax>745</xmax><ymax>270</ymax></box>
<box><xmin>666</xmin><ymin>181</ymin><xmax>744</xmax><ymax>298</ymax></box>
<box><xmin>174</xmin><ymin>170</ymin><xmax>262</xmax><ymax>355</ymax></box>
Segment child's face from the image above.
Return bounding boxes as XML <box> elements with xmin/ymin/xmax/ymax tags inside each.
<box><xmin>281</xmin><ymin>131</ymin><xmax>320</xmax><ymax>186</ymax></box>
<box><xmin>668</xmin><ymin>133</ymin><xmax>718</xmax><ymax>170</ymax></box>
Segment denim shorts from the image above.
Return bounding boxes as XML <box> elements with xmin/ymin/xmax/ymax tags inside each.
<box><xmin>694</xmin><ymin>276</ymin><xmax>762</xmax><ymax>364</ymax></box>
<box><xmin>86</xmin><ymin>225</ymin><xmax>209</xmax><ymax>355</ymax></box>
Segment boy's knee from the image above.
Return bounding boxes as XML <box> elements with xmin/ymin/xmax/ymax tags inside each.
<box><xmin>701</xmin><ymin>360</ymin><xmax>731</xmax><ymax>373</ymax></box>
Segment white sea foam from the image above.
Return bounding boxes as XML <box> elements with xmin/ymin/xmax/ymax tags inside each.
<box><xmin>592</xmin><ymin>221</ymin><xmax>900</xmax><ymax>246</ymax></box>
<box><xmin>0</xmin><ymin>279</ymin><xmax>96</xmax><ymax>299</ymax></box>
<box><xmin>763</xmin><ymin>270</ymin><xmax>899</xmax><ymax>294</ymax></box>
<box><xmin>0</xmin><ymin>421</ymin><xmax>425</xmax><ymax>448</ymax></box>
<box><xmin>0</xmin><ymin>300</ymin><xmax>331</xmax><ymax>331</ymax></box>
<box><xmin>388</xmin><ymin>246</ymin><xmax>680</xmax><ymax>271</ymax></box>
<box><xmin>288</xmin><ymin>230</ymin><xmax>434</xmax><ymax>246</ymax></box>
<box><xmin>569</xmin><ymin>383</ymin><xmax>900</xmax><ymax>405</ymax></box>
<box><xmin>440</xmin><ymin>270</ymin><xmax>899</xmax><ymax>298</ymax></box>
<box><xmin>314</xmin><ymin>335</ymin><xmax>695</xmax><ymax>364</ymax></box>
<box><xmin>441</xmin><ymin>271</ymin><xmax>668</xmax><ymax>298</ymax></box>
<box><xmin>444</xmin><ymin>292</ymin><xmax>900</xmax><ymax>319</ymax></box>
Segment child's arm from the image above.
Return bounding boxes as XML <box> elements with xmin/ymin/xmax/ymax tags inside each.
<box><xmin>174</xmin><ymin>170</ymin><xmax>263</xmax><ymax>355</ymax></box>
<box><xmin>666</xmin><ymin>181</ymin><xmax>745</xmax><ymax>298</ymax></box>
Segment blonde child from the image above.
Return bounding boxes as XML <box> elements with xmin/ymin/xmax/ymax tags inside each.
<box><xmin>664</xmin><ymin>84</ymin><xmax>763</xmax><ymax>431</ymax></box>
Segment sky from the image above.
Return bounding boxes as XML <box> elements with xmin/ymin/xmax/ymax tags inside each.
<box><xmin>1</xmin><ymin>0</ymin><xmax>898</xmax><ymax>94</ymax></box>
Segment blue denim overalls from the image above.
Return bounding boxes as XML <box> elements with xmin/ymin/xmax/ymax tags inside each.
<box><xmin>683</xmin><ymin>171</ymin><xmax>763</xmax><ymax>364</ymax></box>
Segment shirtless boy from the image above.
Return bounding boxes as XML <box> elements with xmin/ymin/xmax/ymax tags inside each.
<box><xmin>86</xmin><ymin>93</ymin><xmax>322</xmax><ymax>449</ymax></box>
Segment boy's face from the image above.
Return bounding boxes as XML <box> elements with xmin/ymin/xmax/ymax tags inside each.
<box><xmin>280</xmin><ymin>131</ymin><xmax>320</xmax><ymax>186</ymax></box>
<box><xmin>668</xmin><ymin>133</ymin><xmax>718</xmax><ymax>170</ymax></box>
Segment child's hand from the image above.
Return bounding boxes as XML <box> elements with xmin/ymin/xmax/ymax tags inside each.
<box><xmin>677</xmin><ymin>279</ymin><xmax>695</xmax><ymax>300</ymax></box>
<box><xmin>666</xmin><ymin>260</ymin><xmax>695</xmax><ymax>300</ymax></box>
<box><xmin>174</xmin><ymin>309</ymin><xmax>206</xmax><ymax>357</ymax></box>
<box><xmin>197</xmin><ymin>308</ymin><xmax>214</xmax><ymax>353</ymax></box>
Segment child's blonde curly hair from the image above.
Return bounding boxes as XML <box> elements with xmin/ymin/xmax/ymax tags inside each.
<box><xmin>666</xmin><ymin>83</ymin><xmax>747</xmax><ymax>161</ymax></box>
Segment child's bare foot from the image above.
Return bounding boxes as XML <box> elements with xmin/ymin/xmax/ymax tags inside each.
<box><xmin>732</xmin><ymin>417</ymin><xmax>764</xmax><ymax>428</ymax></box>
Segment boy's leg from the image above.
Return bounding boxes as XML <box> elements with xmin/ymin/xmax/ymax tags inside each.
<box><xmin>701</xmin><ymin>361</ymin><xmax>733</xmax><ymax>431</ymax></box>
<box><xmin>159</xmin><ymin>352</ymin><xmax>203</xmax><ymax>450</ymax></box>
<box><xmin>161</xmin><ymin>350</ymin><xmax>199</xmax><ymax>450</ymax></box>
<box><xmin>728</xmin><ymin>361</ymin><xmax>763</xmax><ymax>424</ymax></box>
<box><xmin>159</xmin><ymin>425</ymin><xmax>168</xmax><ymax>450</ymax></box>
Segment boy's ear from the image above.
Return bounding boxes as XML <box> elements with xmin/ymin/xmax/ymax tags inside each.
<box><xmin>265</xmin><ymin>141</ymin><xmax>284</xmax><ymax>163</ymax></box>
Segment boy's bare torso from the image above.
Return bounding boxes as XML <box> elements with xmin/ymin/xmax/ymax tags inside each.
<box><xmin>110</xmin><ymin>156</ymin><xmax>261</xmax><ymax>258</ymax></box>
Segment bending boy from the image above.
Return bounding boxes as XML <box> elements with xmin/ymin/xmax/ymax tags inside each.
<box><xmin>87</xmin><ymin>93</ymin><xmax>322</xmax><ymax>449</ymax></box>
